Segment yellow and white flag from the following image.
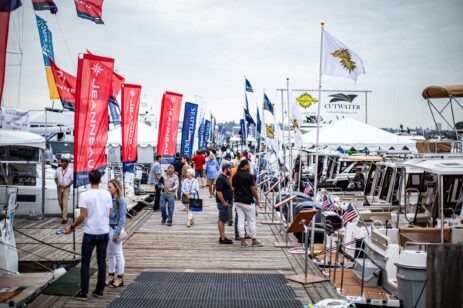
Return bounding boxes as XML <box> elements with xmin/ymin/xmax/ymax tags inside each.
<box><xmin>322</xmin><ymin>29</ymin><xmax>365</xmax><ymax>82</ymax></box>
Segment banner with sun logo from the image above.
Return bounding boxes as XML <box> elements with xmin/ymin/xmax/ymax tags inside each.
<box><xmin>322</xmin><ymin>29</ymin><xmax>365</xmax><ymax>82</ymax></box>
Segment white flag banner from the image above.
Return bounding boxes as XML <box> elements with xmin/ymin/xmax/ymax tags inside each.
<box><xmin>321</xmin><ymin>91</ymin><xmax>363</xmax><ymax>118</ymax></box>
<box><xmin>322</xmin><ymin>29</ymin><xmax>366</xmax><ymax>82</ymax></box>
<box><xmin>0</xmin><ymin>107</ymin><xmax>30</xmax><ymax>131</ymax></box>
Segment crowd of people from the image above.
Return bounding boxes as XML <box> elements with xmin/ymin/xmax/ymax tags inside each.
<box><xmin>60</xmin><ymin>145</ymin><xmax>264</xmax><ymax>301</ymax></box>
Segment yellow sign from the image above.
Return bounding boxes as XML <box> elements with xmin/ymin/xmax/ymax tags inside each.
<box><xmin>296</xmin><ymin>92</ymin><xmax>318</xmax><ymax>109</ymax></box>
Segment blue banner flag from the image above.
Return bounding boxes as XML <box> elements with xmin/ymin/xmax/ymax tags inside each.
<box><xmin>245</xmin><ymin>78</ymin><xmax>253</xmax><ymax>93</ymax></box>
<box><xmin>109</xmin><ymin>96</ymin><xmax>121</xmax><ymax>127</ymax></box>
<box><xmin>256</xmin><ymin>107</ymin><xmax>261</xmax><ymax>134</ymax></box>
<box><xmin>244</xmin><ymin>107</ymin><xmax>255</xmax><ymax>126</ymax></box>
<box><xmin>202</xmin><ymin>120</ymin><xmax>211</xmax><ymax>148</ymax></box>
<box><xmin>263</xmin><ymin>93</ymin><xmax>274</xmax><ymax>115</ymax></box>
<box><xmin>180</xmin><ymin>102</ymin><xmax>198</xmax><ymax>158</ymax></box>
<box><xmin>239</xmin><ymin>119</ymin><xmax>246</xmax><ymax>145</ymax></box>
<box><xmin>197</xmin><ymin>121</ymin><xmax>204</xmax><ymax>150</ymax></box>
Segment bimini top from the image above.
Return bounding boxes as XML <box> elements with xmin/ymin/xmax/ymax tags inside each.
<box><xmin>422</xmin><ymin>84</ymin><xmax>463</xmax><ymax>99</ymax></box>
<box><xmin>404</xmin><ymin>159</ymin><xmax>463</xmax><ymax>175</ymax></box>
<box><xmin>0</xmin><ymin>129</ymin><xmax>46</xmax><ymax>149</ymax></box>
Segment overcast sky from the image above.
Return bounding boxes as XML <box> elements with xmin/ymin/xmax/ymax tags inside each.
<box><xmin>3</xmin><ymin>0</ymin><xmax>462</xmax><ymax>129</ymax></box>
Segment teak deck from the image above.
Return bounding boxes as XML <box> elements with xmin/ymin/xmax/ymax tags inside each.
<box><xmin>4</xmin><ymin>187</ymin><xmax>342</xmax><ymax>307</ymax></box>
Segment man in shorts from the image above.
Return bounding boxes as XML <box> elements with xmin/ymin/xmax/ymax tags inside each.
<box><xmin>216</xmin><ymin>163</ymin><xmax>234</xmax><ymax>244</ymax></box>
<box><xmin>192</xmin><ymin>150</ymin><xmax>206</xmax><ymax>187</ymax></box>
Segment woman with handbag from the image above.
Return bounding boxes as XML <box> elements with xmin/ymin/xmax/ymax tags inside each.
<box><xmin>105</xmin><ymin>179</ymin><xmax>127</xmax><ymax>288</ymax></box>
<box><xmin>181</xmin><ymin>169</ymin><xmax>201</xmax><ymax>227</ymax></box>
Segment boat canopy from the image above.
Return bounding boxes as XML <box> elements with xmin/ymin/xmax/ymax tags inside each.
<box><xmin>422</xmin><ymin>84</ymin><xmax>463</xmax><ymax>99</ymax></box>
<box><xmin>404</xmin><ymin>159</ymin><xmax>463</xmax><ymax>175</ymax></box>
<box><xmin>0</xmin><ymin>130</ymin><xmax>46</xmax><ymax>149</ymax></box>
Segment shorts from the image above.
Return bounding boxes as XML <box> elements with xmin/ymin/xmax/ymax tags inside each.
<box><xmin>207</xmin><ymin>178</ymin><xmax>216</xmax><ymax>186</ymax></box>
<box><xmin>217</xmin><ymin>203</ymin><xmax>230</xmax><ymax>222</ymax></box>
<box><xmin>195</xmin><ymin>169</ymin><xmax>204</xmax><ymax>178</ymax></box>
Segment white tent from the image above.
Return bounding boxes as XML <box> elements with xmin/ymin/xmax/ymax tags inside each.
<box><xmin>0</xmin><ymin>130</ymin><xmax>45</xmax><ymax>149</ymax></box>
<box><xmin>107</xmin><ymin>122</ymin><xmax>158</xmax><ymax>146</ymax></box>
<box><xmin>301</xmin><ymin>118</ymin><xmax>416</xmax><ymax>150</ymax></box>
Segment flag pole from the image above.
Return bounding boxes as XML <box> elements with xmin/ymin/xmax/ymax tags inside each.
<box><xmin>286</xmin><ymin>77</ymin><xmax>293</xmax><ymax>222</ymax></box>
<box><xmin>310</xmin><ymin>21</ymin><xmax>324</xmax><ymax>257</ymax></box>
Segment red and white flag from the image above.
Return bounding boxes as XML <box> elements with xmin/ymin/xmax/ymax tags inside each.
<box><xmin>157</xmin><ymin>91</ymin><xmax>183</xmax><ymax>157</ymax></box>
<box><xmin>74</xmin><ymin>53</ymin><xmax>114</xmax><ymax>187</ymax></box>
<box><xmin>121</xmin><ymin>84</ymin><xmax>141</xmax><ymax>163</ymax></box>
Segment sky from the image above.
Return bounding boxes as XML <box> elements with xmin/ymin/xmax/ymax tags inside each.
<box><xmin>3</xmin><ymin>0</ymin><xmax>463</xmax><ymax>129</ymax></box>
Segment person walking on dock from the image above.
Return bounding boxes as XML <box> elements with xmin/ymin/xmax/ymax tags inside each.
<box><xmin>216</xmin><ymin>163</ymin><xmax>234</xmax><ymax>244</ymax></box>
<box><xmin>150</xmin><ymin>155</ymin><xmax>163</xmax><ymax>211</ymax></box>
<box><xmin>106</xmin><ymin>179</ymin><xmax>127</xmax><ymax>288</ymax></box>
<box><xmin>173</xmin><ymin>152</ymin><xmax>184</xmax><ymax>199</ymax></box>
<box><xmin>181</xmin><ymin>169</ymin><xmax>200</xmax><ymax>227</ymax></box>
<box><xmin>160</xmin><ymin>165</ymin><xmax>179</xmax><ymax>226</ymax></box>
<box><xmin>54</xmin><ymin>157</ymin><xmax>73</xmax><ymax>224</ymax></box>
<box><xmin>180</xmin><ymin>156</ymin><xmax>192</xmax><ymax>211</ymax></box>
<box><xmin>192</xmin><ymin>150</ymin><xmax>206</xmax><ymax>188</ymax></box>
<box><xmin>232</xmin><ymin>160</ymin><xmax>263</xmax><ymax>248</ymax></box>
<box><xmin>64</xmin><ymin>170</ymin><xmax>112</xmax><ymax>301</ymax></box>
<box><xmin>205</xmin><ymin>153</ymin><xmax>220</xmax><ymax>198</ymax></box>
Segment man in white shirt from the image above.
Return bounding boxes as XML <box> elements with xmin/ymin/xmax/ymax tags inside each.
<box><xmin>64</xmin><ymin>170</ymin><xmax>112</xmax><ymax>301</ymax></box>
<box><xmin>54</xmin><ymin>158</ymin><xmax>73</xmax><ymax>224</ymax></box>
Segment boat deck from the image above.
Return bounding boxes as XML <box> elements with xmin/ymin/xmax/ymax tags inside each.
<box><xmin>10</xmin><ymin>186</ymin><xmax>343</xmax><ymax>307</ymax></box>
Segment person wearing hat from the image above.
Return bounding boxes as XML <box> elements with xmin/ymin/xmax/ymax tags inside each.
<box><xmin>55</xmin><ymin>157</ymin><xmax>73</xmax><ymax>224</ymax></box>
<box><xmin>215</xmin><ymin>162</ymin><xmax>234</xmax><ymax>244</ymax></box>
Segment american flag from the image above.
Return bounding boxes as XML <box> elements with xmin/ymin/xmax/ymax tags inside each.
<box><xmin>342</xmin><ymin>203</ymin><xmax>358</xmax><ymax>225</ymax></box>
<box><xmin>322</xmin><ymin>195</ymin><xmax>336</xmax><ymax>212</ymax></box>
<box><xmin>303</xmin><ymin>181</ymin><xmax>313</xmax><ymax>195</ymax></box>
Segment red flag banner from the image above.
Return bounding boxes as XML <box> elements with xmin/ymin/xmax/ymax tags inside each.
<box><xmin>157</xmin><ymin>91</ymin><xmax>183</xmax><ymax>157</ymax></box>
<box><xmin>74</xmin><ymin>53</ymin><xmax>114</xmax><ymax>187</ymax></box>
<box><xmin>0</xmin><ymin>12</ymin><xmax>9</xmax><ymax>106</ymax></box>
<box><xmin>74</xmin><ymin>0</ymin><xmax>104</xmax><ymax>24</ymax></box>
<box><xmin>49</xmin><ymin>57</ymin><xmax>76</xmax><ymax>111</ymax></box>
<box><xmin>121</xmin><ymin>84</ymin><xmax>141</xmax><ymax>162</ymax></box>
<box><xmin>111</xmin><ymin>71</ymin><xmax>124</xmax><ymax>98</ymax></box>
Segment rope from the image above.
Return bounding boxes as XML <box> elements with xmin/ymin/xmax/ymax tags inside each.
<box><xmin>14</xmin><ymin>228</ymin><xmax>81</xmax><ymax>256</ymax></box>
<box><xmin>0</xmin><ymin>240</ymin><xmax>54</xmax><ymax>272</ymax></box>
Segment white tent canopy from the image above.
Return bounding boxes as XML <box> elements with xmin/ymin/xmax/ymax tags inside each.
<box><xmin>302</xmin><ymin>118</ymin><xmax>416</xmax><ymax>150</ymax></box>
<box><xmin>0</xmin><ymin>129</ymin><xmax>46</xmax><ymax>149</ymax></box>
<box><xmin>107</xmin><ymin>122</ymin><xmax>157</xmax><ymax>146</ymax></box>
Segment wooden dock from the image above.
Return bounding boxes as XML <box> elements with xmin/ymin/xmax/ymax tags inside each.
<box><xmin>5</xmin><ymin>187</ymin><xmax>342</xmax><ymax>307</ymax></box>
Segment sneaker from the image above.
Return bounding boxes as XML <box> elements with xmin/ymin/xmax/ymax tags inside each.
<box><xmin>161</xmin><ymin>219</ymin><xmax>166</xmax><ymax>224</ymax></box>
<box><xmin>167</xmin><ymin>221</ymin><xmax>172</xmax><ymax>226</ymax></box>
<box><xmin>240</xmin><ymin>242</ymin><xmax>251</xmax><ymax>248</ymax></box>
<box><xmin>61</xmin><ymin>219</ymin><xmax>68</xmax><ymax>224</ymax></box>
<box><xmin>74</xmin><ymin>291</ymin><xmax>88</xmax><ymax>301</ymax></box>
<box><xmin>219</xmin><ymin>238</ymin><xmax>233</xmax><ymax>245</ymax></box>
<box><xmin>228</xmin><ymin>221</ymin><xmax>233</xmax><ymax>226</ymax></box>
<box><xmin>92</xmin><ymin>290</ymin><xmax>104</xmax><ymax>298</ymax></box>
<box><xmin>252</xmin><ymin>241</ymin><xmax>264</xmax><ymax>247</ymax></box>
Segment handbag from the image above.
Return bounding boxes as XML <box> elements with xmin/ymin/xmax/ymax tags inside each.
<box><xmin>189</xmin><ymin>179</ymin><xmax>203</xmax><ymax>212</ymax></box>
<box><xmin>118</xmin><ymin>230</ymin><xmax>128</xmax><ymax>241</ymax></box>
<box><xmin>181</xmin><ymin>179</ymin><xmax>193</xmax><ymax>204</ymax></box>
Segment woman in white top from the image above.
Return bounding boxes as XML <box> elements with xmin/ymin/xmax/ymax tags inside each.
<box><xmin>181</xmin><ymin>169</ymin><xmax>200</xmax><ymax>227</ymax></box>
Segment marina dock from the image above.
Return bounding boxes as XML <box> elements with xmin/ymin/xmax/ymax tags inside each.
<box><xmin>8</xmin><ymin>187</ymin><xmax>340</xmax><ymax>307</ymax></box>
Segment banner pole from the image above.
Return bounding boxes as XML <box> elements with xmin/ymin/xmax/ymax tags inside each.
<box><xmin>286</xmin><ymin>77</ymin><xmax>293</xmax><ymax>223</ymax></box>
<box><xmin>310</xmin><ymin>21</ymin><xmax>325</xmax><ymax>257</ymax></box>
<box><xmin>72</xmin><ymin>187</ymin><xmax>76</xmax><ymax>259</ymax></box>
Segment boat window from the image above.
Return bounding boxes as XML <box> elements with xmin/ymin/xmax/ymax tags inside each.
<box><xmin>0</xmin><ymin>146</ymin><xmax>39</xmax><ymax>161</ymax></box>
<box><xmin>0</xmin><ymin>163</ymin><xmax>37</xmax><ymax>186</ymax></box>
<box><xmin>365</xmin><ymin>163</ymin><xmax>377</xmax><ymax>195</ymax></box>
<box><xmin>380</xmin><ymin>167</ymin><xmax>393</xmax><ymax>200</ymax></box>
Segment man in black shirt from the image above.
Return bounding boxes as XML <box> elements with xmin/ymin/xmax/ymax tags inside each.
<box><xmin>216</xmin><ymin>163</ymin><xmax>234</xmax><ymax>244</ymax></box>
<box><xmin>232</xmin><ymin>159</ymin><xmax>263</xmax><ymax>248</ymax></box>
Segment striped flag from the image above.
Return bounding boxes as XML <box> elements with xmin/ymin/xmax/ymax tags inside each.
<box><xmin>342</xmin><ymin>204</ymin><xmax>358</xmax><ymax>225</ymax></box>
<box><xmin>303</xmin><ymin>181</ymin><xmax>313</xmax><ymax>195</ymax></box>
<box><xmin>322</xmin><ymin>195</ymin><xmax>335</xmax><ymax>212</ymax></box>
